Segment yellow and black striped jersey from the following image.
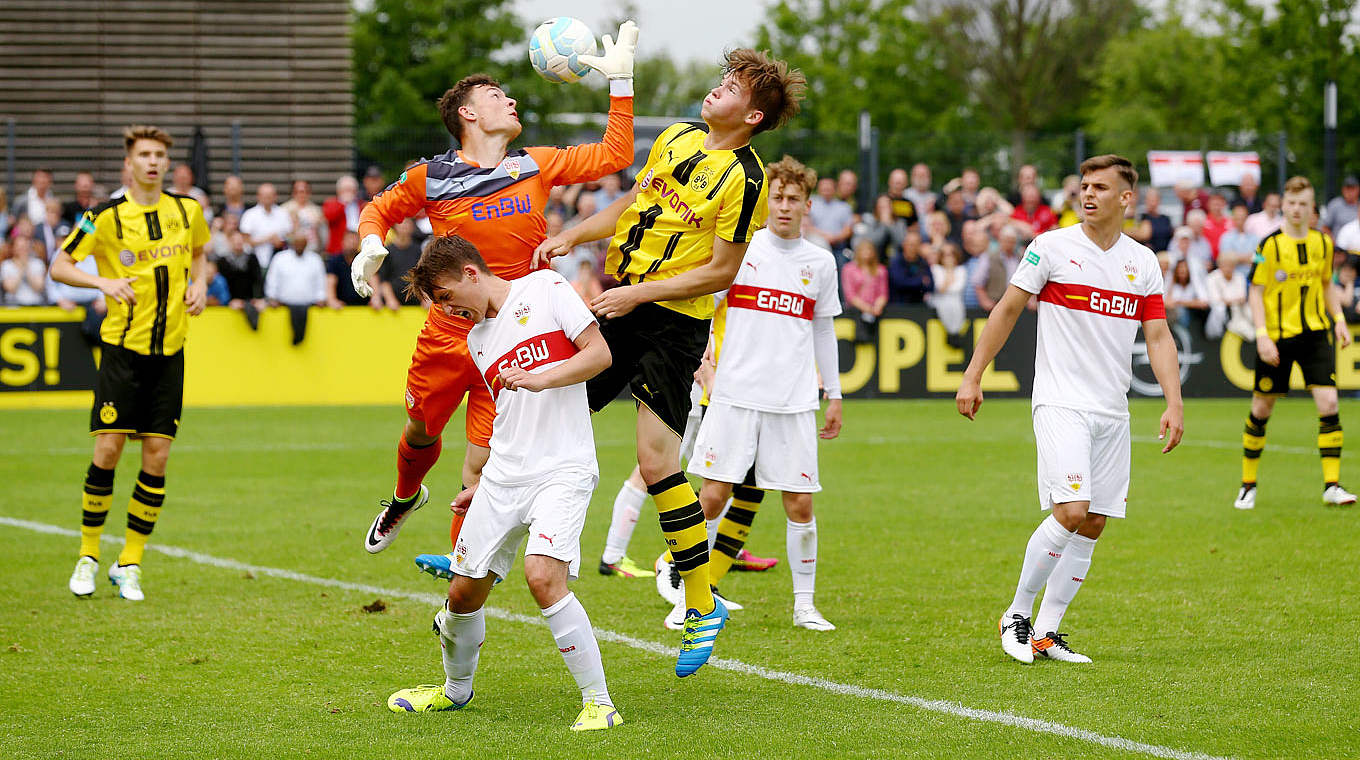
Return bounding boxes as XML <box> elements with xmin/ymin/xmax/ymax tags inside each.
<box><xmin>605</xmin><ymin>122</ymin><xmax>768</xmax><ymax>319</ymax></box>
<box><xmin>1250</xmin><ymin>228</ymin><xmax>1335</xmax><ymax>340</ymax></box>
<box><xmin>61</xmin><ymin>192</ymin><xmax>210</xmax><ymax>355</ymax></box>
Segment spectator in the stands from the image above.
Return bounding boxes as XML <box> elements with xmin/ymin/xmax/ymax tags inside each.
<box><xmin>931</xmin><ymin>242</ymin><xmax>968</xmax><ymax>338</ymax></box>
<box><xmin>1135</xmin><ymin>187</ymin><xmax>1174</xmax><ymax>253</ymax></box>
<box><xmin>34</xmin><ymin>198</ymin><xmax>69</xmax><ymax>261</ymax></box>
<box><xmin>1010</xmin><ymin>183</ymin><xmax>1057</xmax><ymax>237</ymax></box>
<box><xmin>171</xmin><ymin>163</ymin><xmax>212</xmax><ymax>221</ymax></box>
<box><xmin>283</xmin><ymin>179</ymin><xmax>326</xmax><ymax>250</ymax></box>
<box><xmin>836</xmin><ymin>169</ymin><xmax>861</xmax><ymax>214</ymax></box>
<box><xmin>905</xmin><ymin>163</ymin><xmax>935</xmax><ymax>218</ymax></box>
<box><xmin>971</xmin><ymin>224</ymin><xmax>1022</xmax><ymax>313</ymax></box>
<box><xmin>1007</xmin><ymin>164</ymin><xmax>1038</xmax><ymax>206</ymax></box>
<box><xmin>361</xmin><ymin>165</ymin><xmax>385</xmax><ymax>201</ymax></box>
<box><xmin>14</xmin><ymin>168</ymin><xmax>55</xmax><ymax>227</ymax></box>
<box><xmin>378</xmin><ymin>219</ymin><xmax>425</xmax><ymax>308</ymax></box>
<box><xmin>842</xmin><ymin>238</ymin><xmax>888</xmax><ymax>342</ymax></box>
<box><xmin>265</xmin><ymin>230</ymin><xmax>327</xmax><ymax>309</ymax></box>
<box><xmin>327</xmin><ymin>230</ymin><xmax>377</xmax><ymax>308</ymax></box>
<box><xmin>887</xmin><ymin>167</ymin><xmax>920</xmax><ymax>228</ymax></box>
<box><xmin>1174</xmin><ymin>179</ymin><xmax>1210</xmax><ymax>217</ymax></box>
<box><xmin>1179</xmin><ymin>211</ymin><xmax>1215</xmax><ymax>271</ymax></box>
<box><xmin>1244</xmin><ymin>191</ymin><xmax>1283</xmax><ymax>239</ymax></box>
<box><xmin>1322</xmin><ymin>175</ymin><xmax>1360</xmax><ymax>236</ymax></box>
<box><xmin>2</xmin><ymin>235</ymin><xmax>47</xmax><ymax>305</ymax></box>
<box><xmin>1237</xmin><ymin>173</ymin><xmax>1262</xmax><ymax>214</ymax></box>
<box><xmin>215</xmin><ymin>229</ymin><xmax>266</xmax><ymax>329</ymax></box>
<box><xmin>808</xmin><ymin>176</ymin><xmax>855</xmax><ymax>258</ymax></box>
<box><xmin>216</xmin><ymin>174</ymin><xmax>247</xmax><ymax>223</ymax></box>
<box><xmin>940</xmin><ymin>187</ymin><xmax>975</xmax><ymax>249</ymax></box>
<box><xmin>1165</xmin><ymin>257</ymin><xmax>1210</xmax><ymax>330</ymax></box>
<box><xmin>860</xmin><ymin>194</ymin><xmax>907</xmax><ymax>262</ymax></box>
<box><xmin>47</xmin><ymin>250</ymin><xmax>105</xmax><ymax>343</ymax></box>
<box><xmin>239</xmin><ymin>182</ymin><xmax>292</xmax><ymax>268</ymax></box>
<box><xmin>592</xmin><ymin>172</ymin><xmax>626</xmax><ymax>209</ymax></box>
<box><xmin>887</xmin><ymin>230</ymin><xmax>932</xmax><ymax>304</ymax></box>
<box><xmin>1202</xmin><ymin>192</ymin><xmax>1231</xmax><ymax>255</ymax></box>
<box><xmin>61</xmin><ymin>171</ymin><xmax>97</xmax><ymax>226</ymax></box>
<box><xmin>1218</xmin><ymin>202</ymin><xmax>1259</xmax><ymax>266</ymax></box>
<box><xmin>322</xmin><ymin>175</ymin><xmax>362</xmax><ymax>255</ymax></box>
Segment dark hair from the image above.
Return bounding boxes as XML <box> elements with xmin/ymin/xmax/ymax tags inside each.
<box><xmin>1078</xmin><ymin>154</ymin><xmax>1138</xmax><ymax>191</ymax></box>
<box><xmin>403</xmin><ymin>235</ymin><xmax>489</xmax><ymax>302</ymax></box>
<box><xmin>436</xmin><ymin>74</ymin><xmax>502</xmax><ymax>144</ymax></box>
<box><xmin>723</xmin><ymin>49</ymin><xmax>806</xmax><ymax>134</ymax></box>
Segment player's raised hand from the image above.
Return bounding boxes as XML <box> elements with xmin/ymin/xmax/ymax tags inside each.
<box><xmin>580</xmin><ymin>20</ymin><xmax>638</xmax><ymax>80</ymax></box>
<box><xmin>1336</xmin><ymin>319</ymin><xmax>1353</xmax><ymax>348</ymax></box>
<box><xmin>98</xmin><ymin>276</ymin><xmax>137</xmax><ymax>305</ymax></box>
<box><xmin>820</xmin><ymin>398</ymin><xmax>843</xmax><ymax>440</ymax></box>
<box><xmin>590</xmin><ymin>285</ymin><xmax>645</xmax><ymax>320</ymax></box>
<box><xmin>351</xmin><ymin>234</ymin><xmax>388</xmax><ymax>298</ymax></box>
<box><xmin>955</xmin><ymin>377</ymin><xmax>983</xmax><ymax>420</ymax></box>
<box><xmin>532</xmin><ymin>234</ymin><xmax>574</xmax><ymax>269</ymax></box>
<box><xmin>184</xmin><ymin>279</ymin><xmax>207</xmax><ymax>315</ymax></box>
<box><xmin>1158</xmin><ymin>404</ymin><xmax>1184</xmax><ymax>453</ymax></box>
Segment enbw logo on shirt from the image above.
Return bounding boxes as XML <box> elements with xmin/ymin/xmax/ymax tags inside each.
<box><xmin>471</xmin><ymin>194</ymin><xmax>531</xmax><ymax>221</ymax></box>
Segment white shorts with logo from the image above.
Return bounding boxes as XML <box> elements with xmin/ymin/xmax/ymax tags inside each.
<box><xmin>686</xmin><ymin>401</ymin><xmax>820</xmax><ymax>492</ymax></box>
<box><xmin>1033</xmin><ymin>405</ymin><xmax>1130</xmax><ymax>518</ymax></box>
<box><xmin>452</xmin><ymin>470</ymin><xmax>598</xmax><ymax>581</ymax></box>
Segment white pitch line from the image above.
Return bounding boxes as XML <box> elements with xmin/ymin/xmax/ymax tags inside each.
<box><xmin>3</xmin><ymin>515</ymin><xmax>1231</xmax><ymax>760</ymax></box>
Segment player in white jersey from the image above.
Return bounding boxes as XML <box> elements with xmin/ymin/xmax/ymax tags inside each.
<box><xmin>384</xmin><ymin>236</ymin><xmax>621</xmax><ymax>731</ymax></box>
<box><xmin>684</xmin><ymin>155</ymin><xmax>843</xmax><ymax>631</ymax></box>
<box><xmin>956</xmin><ymin>155</ymin><xmax>1184</xmax><ymax>665</ymax></box>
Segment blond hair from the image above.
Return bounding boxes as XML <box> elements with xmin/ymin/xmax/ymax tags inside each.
<box><xmin>123</xmin><ymin>125</ymin><xmax>173</xmax><ymax>153</ymax></box>
<box><xmin>765</xmin><ymin>155</ymin><xmax>817</xmax><ymax>198</ymax></box>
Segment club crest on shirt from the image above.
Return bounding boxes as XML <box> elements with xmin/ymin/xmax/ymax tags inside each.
<box><xmin>1123</xmin><ymin>262</ymin><xmax>1138</xmax><ymax>282</ymax></box>
<box><xmin>514</xmin><ymin>303</ymin><xmax>531</xmax><ymax>325</ymax></box>
<box><xmin>404</xmin><ymin>388</ymin><xmax>416</xmax><ymax>409</ymax></box>
<box><xmin>502</xmin><ymin>157</ymin><xmax>521</xmax><ymax>179</ymax></box>
<box><xmin>640</xmin><ymin>168</ymin><xmax>656</xmax><ymax>190</ymax></box>
<box><xmin>1275</xmin><ymin>270</ymin><xmax>1288</xmax><ymax>282</ymax></box>
<box><xmin>691</xmin><ymin>164</ymin><xmax>714</xmax><ymax>191</ymax></box>
<box><xmin>1066</xmin><ymin>472</ymin><xmax>1083</xmax><ymax>492</ymax></box>
<box><xmin>799</xmin><ymin>265</ymin><xmax>813</xmax><ymax>286</ymax></box>
<box><xmin>455</xmin><ymin>538</ymin><xmax>468</xmax><ymax>565</ymax></box>
<box><xmin>119</xmin><ymin>249</ymin><xmax>135</xmax><ymax>266</ymax></box>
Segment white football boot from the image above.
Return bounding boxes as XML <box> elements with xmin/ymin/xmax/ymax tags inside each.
<box><xmin>998</xmin><ymin>613</ymin><xmax>1034</xmax><ymax>664</ymax></box>
<box><xmin>1233</xmin><ymin>485</ymin><xmax>1257</xmax><ymax>510</ymax></box>
<box><xmin>364</xmin><ymin>484</ymin><xmax>428</xmax><ymax>554</ymax></box>
<box><xmin>1031</xmin><ymin>631</ymin><xmax>1092</xmax><ymax>663</ymax></box>
<box><xmin>655</xmin><ymin>552</ymin><xmax>682</xmax><ymax>606</ymax></box>
<box><xmin>793</xmin><ymin>605</ymin><xmax>836</xmax><ymax>631</ymax></box>
<box><xmin>1323</xmin><ymin>484</ymin><xmax>1357</xmax><ymax>506</ymax></box>
<box><xmin>108</xmin><ymin>563</ymin><xmax>144</xmax><ymax>601</ymax></box>
<box><xmin>69</xmin><ymin>556</ymin><xmax>97</xmax><ymax>597</ymax></box>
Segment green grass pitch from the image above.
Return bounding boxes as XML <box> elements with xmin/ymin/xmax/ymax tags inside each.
<box><xmin>2</xmin><ymin>398</ymin><xmax>1356</xmax><ymax>759</ymax></box>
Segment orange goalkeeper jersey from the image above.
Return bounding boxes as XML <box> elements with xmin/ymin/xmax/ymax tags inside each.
<box><xmin>359</xmin><ymin>95</ymin><xmax>634</xmax><ymax>331</ymax></box>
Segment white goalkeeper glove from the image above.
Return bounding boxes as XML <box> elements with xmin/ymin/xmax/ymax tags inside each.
<box><xmin>351</xmin><ymin>233</ymin><xmax>387</xmax><ymax>298</ymax></box>
<box><xmin>580</xmin><ymin>20</ymin><xmax>638</xmax><ymax>81</ymax></box>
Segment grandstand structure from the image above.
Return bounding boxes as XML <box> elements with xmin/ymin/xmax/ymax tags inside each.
<box><xmin>0</xmin><ymin>0</ymin><xmax>352</xmax><ymax>195</ymax></box>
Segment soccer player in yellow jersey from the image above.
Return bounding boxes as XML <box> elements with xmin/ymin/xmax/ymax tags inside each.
<box><xmin>535</xmin><ymin>49</ymin><xmax>805</xmax><ymax>677</ymax></box>
<box><xmin>51</xmin><ymin>125</ymin><xmax>211</xmax><ymax>600</ymax></box>
<box><xmin>1236</xmin><ymin>176</ymin><xmax>1355</xmax><ymax>509</ymax></box>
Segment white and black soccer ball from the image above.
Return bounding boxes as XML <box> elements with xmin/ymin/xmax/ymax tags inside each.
<box><xmin>527</xmin><ymin>17</ymin><xmax>597</xmax><ymax>84</ymax></box>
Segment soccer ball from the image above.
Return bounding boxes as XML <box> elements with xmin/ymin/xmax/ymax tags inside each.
<box><xmin>528</xmin><ymin>17</ymin><xmax>597</xmax><ymax>84</ymax></box>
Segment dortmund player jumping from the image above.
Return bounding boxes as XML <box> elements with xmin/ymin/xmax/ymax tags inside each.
<box><xmin>52</xmin><ymin>125</ymin><xmax>211</xmax><ymax>601</ymax></box>
<box><xmin>535</xmin><ymin>49</ymin><xmax>805</xmax><ymax>676</ymax></box>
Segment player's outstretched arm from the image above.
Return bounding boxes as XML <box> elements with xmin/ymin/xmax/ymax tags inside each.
<box><xmin>1141</xmin><ymin>317</ymin><xmax>1184</xmax><ymax>452</ymax></box>
<box><xmin>590</xmin><ymin>236</ymin><xmax>748</xmax><ymax>319</ymax></box>
<box><xmin>498</xmin><ymin>322</ymin><xmax>612</xmax><ymax>393</ymax></box>
<box><xmin>956</xmin><ymin>284</ymin><xmax>1031</xmax><ymax>420</ymax></box>
<box><xmin>532</xmin><ymin>185</ymin><xmax>638</xmax><ymax>268</ymax></box>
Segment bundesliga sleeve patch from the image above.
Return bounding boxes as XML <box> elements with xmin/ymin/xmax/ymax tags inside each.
<box><xmin>78</xmin><ymin>215</ymin><xmax>96</xmax><ymax>234</ymax></box>
<box><xmin>1024</xmin><ymin>248</ymin><xmax>1040</xmax><ymax>266</ymax></box>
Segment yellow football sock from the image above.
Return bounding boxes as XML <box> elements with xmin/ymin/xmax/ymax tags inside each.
<box><xmin>1242</xmin><ymin>414</ymin><xmax>1267</xmax><ymax>485</ymax></box>
<box><xmin>79</xmin><ymin>463</ymin><xmax>115</xmax><ymax>561</ymax></box>
<box><xmin>650</xmin><ymin>473</ymin><xmax>713</xmax><ymax>615</ymax></box>
<box><xmin>1320</xmin><ymin>414</ymin><xmax>1342</xmax><ymax>486</ymax></box>
<box><xmin>117</xmin><ymin>471</ymin><xmax>165</xmax><ymax>567</ymax></box>
<box><xmin>709</xmin><ymin>484</ymin><xmax>765</xmax><ymax>586</ymax></box>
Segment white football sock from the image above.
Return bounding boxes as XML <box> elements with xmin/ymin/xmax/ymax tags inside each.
<box><xmin>602</xmin><ymin>481</ymin><xmax>646</xmax><ymax>564</ymax></box>
<box><xmin>1005</xmin><ymin>514</ymin><xmax>1076</xmax><ymax>621</ymax></box>
<box><xmin>543</xmin><ymin>592</ymin><xmax>612</xmax><ymax>707</ymax></box>
<box><xmin>436</xmin><ymin>606</ymin><xmax>484</xmax><ymax>704</ymax></box>
<box><xmin>787</xmin><ymin>517</ymin><xmax>817</xmax><ymax>608</ymax></box>
<box><xmin>1034</xmin><ymin>533</ymin><xmax>1096</xmax><ymax>635</ymax></box>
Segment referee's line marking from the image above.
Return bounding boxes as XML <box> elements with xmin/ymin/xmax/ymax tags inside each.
<box><xmin>4</xmin><ymin>516</ymin><xmax>1231</xmax><ymax>760</ymax></box>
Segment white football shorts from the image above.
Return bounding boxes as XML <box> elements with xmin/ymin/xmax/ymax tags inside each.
<box><xmin>452</xmin><ymin>470</ymin><xmax>598</xmax><ymax>581</ymax></box>
<box><xmin>686</xmin><ymin>401</ymin><xmax>820</xmax><ymax>493</ymax></box>
<box><xmin>1032</xmin><ymin>404</ymin><xmax>1130</xmax><ymax>518</ymax></box>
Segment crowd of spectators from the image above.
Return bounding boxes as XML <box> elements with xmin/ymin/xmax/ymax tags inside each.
<box><xmin>3</xmin><ymin>158</ymin><xmax>1359</xmax><ymax>348</ymax></box>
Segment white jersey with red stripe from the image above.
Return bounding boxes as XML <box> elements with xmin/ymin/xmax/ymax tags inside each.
<box><xmin>1009</xmin><ymin>224</ymin><xmax>1166</xmax><ymax>419</ymax></box>
<box><xmin>467</xmin><ymin>270</ymin><xmax>599</xmax><ymax>484</ymax></box>
<box><xmin>709</xmin><ymin>229</ymin><xmax>841</xmax><ymax>413</ymax></box>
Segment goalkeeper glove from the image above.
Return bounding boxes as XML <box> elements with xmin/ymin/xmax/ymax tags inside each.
<box><xmin>580</xmin><ymin>20</ymin><xmax>638</xmax><ymax>80</ymax></box>
<box><xmin>351</xmin><ymin>233</ymin><xmax>387</xmax><ymax>298</ymax></box>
